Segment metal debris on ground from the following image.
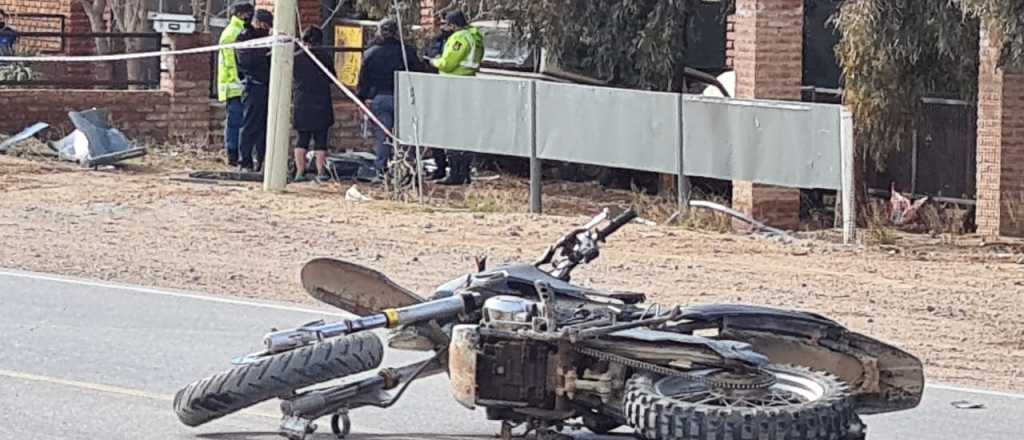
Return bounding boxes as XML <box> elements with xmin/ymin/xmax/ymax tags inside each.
<box><xmin>686</xmin><ymin>200</ymin><xmax>795</xmax><ymax>242</ymax></box>
<box><xmin>188</xmin><ymin>170</ymin><xmax>264</xmax><ymax>182</ymax></box>
<box><xmin>324</xmin><ymin>151</ymin><xmax>378</xmax><ymax>182</ymax></box>
<box><xmin>950</xmin><ymin>400</ymin><xmax>986</xmax><ymax>410</ymax></box>
<box><xmin>889</xmin><ymin>183</ymin><xmax>929</xmax><ymax>225</ymax></box>
<box><xmin>0</xmin><ymin>123</ymin><xmax>50</xmax><ymax>153</ymax></box>
<box><xmin>345</xmin><ymin>185</ymin><xmax>372</xmax><ymax>201</ymax></box>
<box><xmin>635</xmin><ymin>217</ymin><xmax>657</xmax><ymax>226</ymax></box>
<box><xmin>49</xmin><ymin>108</ymin><xmax>146</xmax><ymax>167</ymax></box>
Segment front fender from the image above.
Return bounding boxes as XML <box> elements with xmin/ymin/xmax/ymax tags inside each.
<box><xmin>680</xmin><ymin>304</ymin><xmax>924</xmax><ymax>415</ymax></box>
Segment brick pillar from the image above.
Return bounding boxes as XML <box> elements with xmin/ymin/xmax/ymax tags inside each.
<box><xmin>255</xmin><ymin>0</ymin><xmax>321</xmax><ymax>29</ymax></box>
<box><xmin>65</xmin><ymin>0</ymin><xmax>95</xmax><ymax>84</ymax></box>
<box><xmin>725</xmin><ymin>15</ymin><xmax>737</xmax><ymax>69</ymax></box>
<box><xmin>729</xmin><ymin>0</ymin><xmax>803</xmax><ymax>230</ymax></box>
<box><xmin>976</xmin><ymin>26</ymin><xmax>1024</xmax><ymax>238</ymax></box>
<box><xmin>162</xmin><ymin>33</ymin><xmax>214</xmax><ymax>143</ymax></box>
<box><xmin>421</xmin><ymin>0</ymin><xmax>442</xmax><ymax>28</ymax></box>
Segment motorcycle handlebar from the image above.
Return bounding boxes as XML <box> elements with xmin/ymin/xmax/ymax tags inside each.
<box><xmin>596</xmin><ymin>209</ymin><xmax>638</xmax><ymax>242</ymax></box>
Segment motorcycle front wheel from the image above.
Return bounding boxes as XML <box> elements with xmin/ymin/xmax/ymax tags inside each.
<box><xmin>625</xmin><ymin>364</ymin><xmax>857</xmax><ymax>440</ymax></box>
<box><xmin>173</xmin><ymin>332</ymin><xmax>384</xmax><ymax>427</ymax></box>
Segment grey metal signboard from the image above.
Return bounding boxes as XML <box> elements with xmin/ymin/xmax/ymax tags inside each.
<box><xmin>396</xmin><ymin>72</ymin><xmax>533</xmax><ymax>157</ymax></box>
<box><xmin>535</xmin><ymin>82</ymin><xmax>681</xmax><ymax>174</ymax></box>
<box><xmin>681</xmin><ymin>95</ymin><xmax>843</xmax><ymax>190</ymax></box>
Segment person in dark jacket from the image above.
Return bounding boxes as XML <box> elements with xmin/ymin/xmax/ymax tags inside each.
<box><xmin>356</xmin><ymin>17</ymin><xmax>426</xmax><ymax>174</ymax></box>
<box><xmin>236</xmin><ymin>9</ymin><xmax>273</xmax><ymax>172</ymax></box>
<box><xmin>0</xmin><ymin>9</ymin><xmax>18</xmax><ymax>57</ymax></box>
<box><xmin>292</xmin><ymin>26</ymin><xmax>336</xmax><ymax>183</ymax></box>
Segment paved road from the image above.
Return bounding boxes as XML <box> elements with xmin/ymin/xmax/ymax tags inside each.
<box><xmin>0</xmin><ymin>270</ymin><xmax>1021</xmax><ymax>440</ymax></box>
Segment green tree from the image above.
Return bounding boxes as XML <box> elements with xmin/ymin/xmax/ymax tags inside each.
<box><xmin>353</xmin><ymin>0</ymin><xmax>1022</xmax><ymax>174</ymax></box>
<box><xmin>959</xmin><ymin>0</ymin><xmax>1024</xmax><ymax>67</ymax></box>
<box><xmin>833</xmin><ymin>0</ymin><xmax>980</xmax><ymax>167</ymax></box>
<box><xmin>355</xmin><ymin>0</ymin><xmax>715</xmax><ymax>91</ymax></box>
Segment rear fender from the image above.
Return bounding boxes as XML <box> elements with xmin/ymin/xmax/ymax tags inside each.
<box><xmin>679</xmin><ymin>304</ymin><xmax>924</xmax><ymax>415</ymax></box>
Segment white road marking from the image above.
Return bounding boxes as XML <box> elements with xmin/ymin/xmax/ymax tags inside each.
<box><xmin>927</xmin><ymin>383</ymin><xmax>1024</xmax><ymax>400</ymax></box>
<box><xmin>0</xmin><ymin>368</ymin><xmax>174</xmax><ymax>402</ymax></box>
<box><xmin>3</xmin><ymin>268</ymin><xmax>1024</xmax><ymax>400</ymax></box>
<box><xmin>0</xmin><ymin>268</ymin><xmax>346</xmax><ymax>317</ymax></box>
<box><xmin>0</xmin><ymin>367</ymin><xmax>388</xmax><ymax>432</ymax></box>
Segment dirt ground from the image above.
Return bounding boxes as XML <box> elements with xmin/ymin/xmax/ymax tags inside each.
<box><xmin>1</xmin><ymin>146</ymin><xmax>1023</xmax><ymax>393</ymax></box>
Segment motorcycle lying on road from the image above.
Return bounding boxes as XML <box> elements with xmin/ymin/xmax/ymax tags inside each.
<box><xmin>174</xmin><ymin>209</ymin><xmax>924</xmax><ymax>440</ymax></box>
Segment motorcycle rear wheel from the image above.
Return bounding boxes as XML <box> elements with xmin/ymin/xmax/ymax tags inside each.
<box><xmin>625</xmin><ymin>364</ymin><xmax>857</xmax><ymax>440</ymax></box>
<box><xmin>173</xmin><ymin>332</ymin><xmax>384</xmax><ymax>427</ymax></box>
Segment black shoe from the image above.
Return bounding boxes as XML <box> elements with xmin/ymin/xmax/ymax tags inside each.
<box><xmin>427</xmin><ymin>168</ymin><xmax>447</xmax><ymax>181</ymax></box>
<box><xmin>228</xmin><ymin>159</ymin><xmax>239</xmax><ymax>167</ymax></box>
<box><xmin>436</xmin><ymin>174</ymin><xmax>469</xmax><ymax>186</ymax></box>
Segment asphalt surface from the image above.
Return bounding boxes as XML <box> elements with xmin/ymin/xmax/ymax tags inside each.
<box><xmin>0</xmin><ymin>270</ymin><xmax>1021</xmax><ymax>440</ymax></box>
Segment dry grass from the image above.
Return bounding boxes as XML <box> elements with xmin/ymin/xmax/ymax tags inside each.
<box><xmin>863</xmin><ymin>199</ymin><xmax>899</xmax><ymax>245</ymax></box>
<box><xmin>675</xmin><ymin>193</ymin><xmax>733</xmax><ymax>233</ymax></box>
<box><xmin>920</xmin><ymin>203</ymin><xmax>971</xmax><ymax>236</ymax></box>
<box><xmin>134</xmin><ymin>140</ymin><xmax>229</xmax><ymax>172</ymax></box>
<box><xmin>460</xmin><ymin>184</ymin><xmax>528</xmax><ymax>213</ymax></box>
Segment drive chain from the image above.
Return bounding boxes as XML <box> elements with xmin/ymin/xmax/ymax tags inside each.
<box><xmin>574</xmin><ymin>346</ymin><xmax>775</xmax><ymax>390</ymax></box>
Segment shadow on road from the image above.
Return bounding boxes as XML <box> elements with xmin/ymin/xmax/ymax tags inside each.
<box><xmin>196</xmin><ymin>431</ymin><xmax>639</xmax><ymax>440</ymax></box>
<box><xmin>197</xmin><ymin>432</ymin><xmax>500</xmax><ymax>440</ymax></box>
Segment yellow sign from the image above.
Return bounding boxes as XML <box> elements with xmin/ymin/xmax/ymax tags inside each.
<box><xmin>334</xmin><ymin>25</ymin><xmax>363</xmax><ymax>88</ymax></box>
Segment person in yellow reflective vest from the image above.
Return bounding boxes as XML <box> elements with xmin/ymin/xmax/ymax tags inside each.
<box><xmin>217</xmin><ymin>2</ymin><xmax>253</xmax><ymax>166</ymax></box>
<box><xmin>429</xmin><ymin>10</ymin><xmax>483</xmax><ymax>185</ymax></box>
<box><xmin>430</xmin><ymin>11</ymin><xmax>483</xmax><ymax>77</ymax></box>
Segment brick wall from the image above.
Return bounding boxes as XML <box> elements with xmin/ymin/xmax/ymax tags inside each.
<box><xmin>976</xmin><ymin>26</ymin><xmax>1024</xmax><ymax>237</ymax></box>
<box><xmin>254</xmin><ymin>0</ymin><xmax>321</xmax><ymax>29</ymax></box>
<box><xmin>209</xmin><ymin>101</ymin><xmax>226</xmax><ymax>145</ymax></box>
<box><xmin>725</xmin><ymin>15</ymin><xmax>736</xmax><ymax>69</ymax></box>
<box><xmin>420</xmin><ymin>0</ymin><xmax>442</xmax><ymax>28</ymax></box>
<box><xmin>1</xmin><ymin>0</ymin><xmax>103</xmax><ymax>81</ymax></box>
<box><xmin>162</xmin><ymin>33</ymin><xmax>213</xmax><ymax>142</ymax></box>
<box><xmin>2</xmin><ymin>5</ymin><xmax>65</xmax><ymax>52</ymax></box>
<box><xmin>0</xmin><ymin>90</ymin><xmax>171</xmax><ymax>140</ymax></box>
<box><xmin>1</xmin><ymin>0</ymin><xmax>72</xmax><ymax>56</ymax></box>
<box><xmin>731</xmin><ymin>0</ymin><xmax>803</xmax><ymax>101</ymax></box>
<box><xmin>730</xmin><ymin>0</ymin><xmax>803</xmax><ymax>230</ymax></box>
<box><xmin>208</xmin><ymin>99</ymin><xmax>373</xmax><ymax>151</ymax></box>
<box><xmin>333</xmin><ymin>101</ymin><xmax>373</xmax><ymax>150</ymax></box>
<box><xmin>0</xmin><ymin>34</ymin><xmax>212</xmax><ymax>143</ymax></box>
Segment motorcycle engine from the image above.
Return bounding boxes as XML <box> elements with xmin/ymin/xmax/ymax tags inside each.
<box><xmin>449</xmin><ymin>296</ymin><xmax>557</xmax><ymax>412</ymax></box>
<box><xmin>482</xmin><ymin>296</ymin><xmax>537</xmax><ymax>331</ymax></box>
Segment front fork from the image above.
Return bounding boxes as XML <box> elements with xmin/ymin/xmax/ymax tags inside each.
<box><xmin>262</xmin><ymin>294</ymin><xmax>468</xmax><ymax>355</ymax></box>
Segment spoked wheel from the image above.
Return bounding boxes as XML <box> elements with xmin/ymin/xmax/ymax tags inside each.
<box><xmin>626</xmin><ymin>365</ymin><xmax>858</xmax><ymax>440</ymax></box>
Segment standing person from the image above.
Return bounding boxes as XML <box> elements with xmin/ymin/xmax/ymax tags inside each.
<box><xmin>423</xmin><ymin>21</ymin><xmax>453</xmax><ymax>181</ymax></box>
<box><xmin>216</xmin><ymin>2</ymin><xmax>252</xmax><ymax>166</ymax></box>
<box><xmin>356</xmin><ymin>17</ymin><xmax>426</xmax><ymax>175</ymax></box>
<box><xmin>236</xmin><ymin>9</ymin><xmax>273</xmax><ymax>172</ymax></box>
<box><xmin>0</xmin><ymin>9</ymin><xmax>18</xmax><ymax>57</ymax></box>
<box><xmin>292</xmin><ymin>26</ymin><xmax>335</xmax><ymax>183</ymax></box>
<box><xmin>429</xmin><ymin>10</ymin><xmax>484</xmax><ymax>185</ymax></box>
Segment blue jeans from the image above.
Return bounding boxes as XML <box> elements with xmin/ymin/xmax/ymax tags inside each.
<box><xmin>371</xmin><ymin>94</ymin><xmax>395</xmax><ymax>172</ymax></box>
<box><xmin>224</xmin><ymin>97</ymin><xmax>243</xmax><ymax>163</ymax></box>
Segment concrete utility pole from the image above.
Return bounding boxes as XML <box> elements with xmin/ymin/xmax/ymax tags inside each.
<box><xmin>263</xmin><ymin>0</ymin><xmax>297</xmax><ymax>192</ymax></box>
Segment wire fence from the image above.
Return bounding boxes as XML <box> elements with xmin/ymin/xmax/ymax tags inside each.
<box><xmin>1</xmin><ymin>31</ymin><xmax>164</xmax><ymax>90</ymax></box>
